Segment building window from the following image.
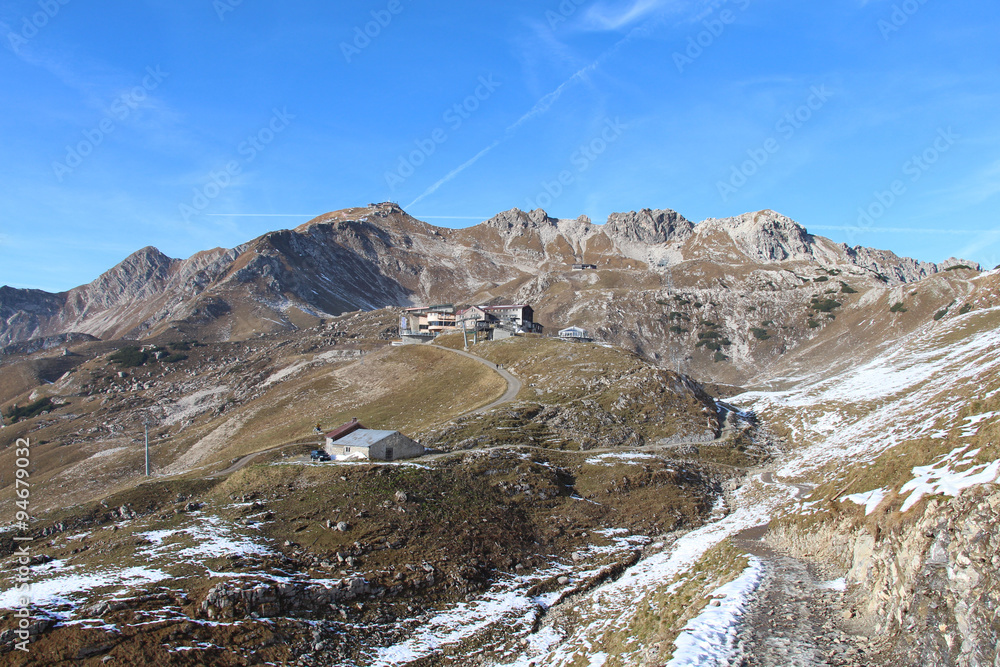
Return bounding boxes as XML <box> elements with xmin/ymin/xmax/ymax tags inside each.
<box><xmin>345</xmin><ymin>447</ymin><xmax>351</xmax><ymax>452</ymax></box>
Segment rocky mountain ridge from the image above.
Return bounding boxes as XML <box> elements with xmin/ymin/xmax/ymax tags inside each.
<box><xmin>1</xmin><ymin>203</ymin><xmax>979</xmax><ymax>384</ymax></box>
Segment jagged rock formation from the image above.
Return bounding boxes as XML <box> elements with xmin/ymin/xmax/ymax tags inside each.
<box><xmin>605</xmin><ymin>208</ymin><xmax>694</xmax><ymax>245</ymax></box>
<box><xmin>847</xmin><ymin>485</ymin><xmax>1000</xmax><ymax>666</ymax></box>
<box><xmin>0</xmin><ymin>203</ymin><xmax>979</xmax><ymax>384</ymax></box>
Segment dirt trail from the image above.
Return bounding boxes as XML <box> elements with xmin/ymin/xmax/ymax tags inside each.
<box><xmin>431</xmin><ymin>344</ymin><xmax>522</xmax><ymax>415</ymax></box>
<box><xmin>731</xmin><ymin>524</ymin><xmax>891</xmax><ymax>667</ymax></box>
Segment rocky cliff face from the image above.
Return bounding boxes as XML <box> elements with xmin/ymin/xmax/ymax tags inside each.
<box><xmin>605</xmin><ymin>208</ymin><xmax>694</xmax><ymax>245</ymax></box>
<box><xmin>846</xmin><ymin>485</ymin><xmax>1000</xmax><ymax>666</ymax></box>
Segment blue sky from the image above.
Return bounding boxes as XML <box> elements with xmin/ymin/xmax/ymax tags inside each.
<box><xmin>2</xmin><ymin>0</ymin><xmax>999</xmax><ymax>291</ymax></box>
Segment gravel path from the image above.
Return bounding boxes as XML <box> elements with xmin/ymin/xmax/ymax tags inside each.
<box><xmin>731</xmin><ymin>524</ymin><xmax>892</xmax><ymax>667</ymax></box>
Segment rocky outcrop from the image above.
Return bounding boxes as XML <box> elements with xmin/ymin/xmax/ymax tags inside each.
<box><xmin>604</xmin><ymin>208</ymin><xmax>693</xmax><ymax>245</ymax></box>
<box><xmin>483</xmin><ymin>207</ymin><xmax>558</xmax><ymax>231</ymax></box>
<box><xmin>701</xmin><ymin>210</ymin><xmax>816</xmax><ymax>263</ymax></box>
<box><xmin>847</xmin><ymin>484</ymin><xmax>1000</xmax><ymax>666</ymax></box>
<box><xmin>199</xmin><ymin>577</ymin><xmax>371</xmax><ymax>620</ymax></box>
<box><xmin>841</xmin><ymin>245</ymin><xmax>939</xmax><ymax>283</ymax></box>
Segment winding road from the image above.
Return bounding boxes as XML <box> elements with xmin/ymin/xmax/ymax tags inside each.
<box><xmin>204</xmin><ymin>343</ymin><xmax>521</xmax><ymax>477</ymax></box>
<box><xmin>431</xmin><ymin>344</ymin><xmax>522</xmax><ymax>416</ymax></box>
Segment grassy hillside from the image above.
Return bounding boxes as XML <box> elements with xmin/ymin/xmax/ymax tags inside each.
<box><xmin>424</xmin><ymin>336</ymin><xmax>722</xmax><ymax>452</ymax></box>
<box><xmin>0</xmin><ymin>328</ymin><xmax>506</xmax><ymax>515</ymax></box>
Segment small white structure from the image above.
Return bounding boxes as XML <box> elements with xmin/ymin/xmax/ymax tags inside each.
<box><xmin>559</xmin><ymin>326</ymin><xmax>592</xmax><ymax>341</ymax></box>
<box><xmin>325</xmin><ymin>429</ymin><xmax>423</xmax><ymax>461</ymax></box>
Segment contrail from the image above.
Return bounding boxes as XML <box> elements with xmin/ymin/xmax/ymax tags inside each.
<box><xmin>405</xmin><ymin>140</ymin><xmax>502</xmax><ymax>209</ymax></box>
<box><xmin>810</xmin><ymin>225</ymin><xmax>988</xmax><ymax>235</ymax></box>
<box><xmin>404</xmin><ymin>18</ymin><xmax>659</xmax><ymax>210</ymax></box>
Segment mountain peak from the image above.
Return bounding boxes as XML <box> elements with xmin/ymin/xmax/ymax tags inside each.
<box><xmin>483</xmin><ymin>207</ymin><xmax>558</xmax><ymax>230</ymax></box>
<box><xmin>605</xmin><ymin>208</ymin><xmax>693</xmax><ymax>245</ymax></box>
<box><xmin>695</xmin><ymin>210</ymin><xmax>815</xmax><ymax>262</ymax></box>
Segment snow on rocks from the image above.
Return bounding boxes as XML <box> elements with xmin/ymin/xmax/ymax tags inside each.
<box><xmin>897</xmin><ymin>446</ymin><xmax>1000</xmax><ymax>512</ymax></box>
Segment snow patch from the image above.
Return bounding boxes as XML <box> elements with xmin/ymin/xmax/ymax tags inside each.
<box><xmin>584</xmin><ymin>452</ymin><xmax>660</xmax><ymax>466</ymax></box>
<box><xmin>666</xmin><ymin>556</ymin><xmax>764</xmax><ymax>667</ymax></box>
<box><xmin>0</xmin><ymin>566</ymin><xmax>168</xmax><ymax>610</ymax></box>
<box><xmin>842</xmin><ymin>488</ymin><xmax>887</xmax><ymax>515</ymax></box>
<box><xmin>898</xmin><ymin>447</ymin><xmax>1000</xmax><ymax>512</ymax></box>
<box><xmin>819</xmin><ymin>577</ymin><xmax>847</xmax><ymax>592</ymax></box>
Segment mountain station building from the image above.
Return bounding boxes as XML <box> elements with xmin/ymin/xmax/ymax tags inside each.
<box><xmin>324</xmin><ymin>419</ymin><xmax>423</xmax><ymax>461</ymax></box>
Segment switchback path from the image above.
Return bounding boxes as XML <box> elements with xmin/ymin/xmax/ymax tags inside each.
<box><xmin>759</xmin><ymin>470</ymin><xmax>814</xmax><ymax>500</ymax></box>
<box><xmin>207</xmin><ymin>438</ymin><xmax>318</xmax><ymax>478</ymax></box>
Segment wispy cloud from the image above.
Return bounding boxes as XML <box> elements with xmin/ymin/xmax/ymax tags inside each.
<box><xmin>957</xmin><ymin>230</ymin><xmax>1000</xmax><ymax>261</ymax></box>
<box><xmin>580</xmin><ymin>0</ymin><xmax>676</xmax><ymax>31</ymax></box>
<box><xmin>932</xmin><ymin>160</ymin><xmax>1000</xmax><ymax>207</ymax></box>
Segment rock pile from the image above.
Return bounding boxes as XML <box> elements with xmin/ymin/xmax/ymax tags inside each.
<box><xmin>199</xmin><ymin>577</ymin><xmax>371</xmax><ymax>620</ymax></box>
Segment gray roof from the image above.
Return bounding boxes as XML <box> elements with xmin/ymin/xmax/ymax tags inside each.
<box><xmin>334</xmin><ymin>429</ymin><xmax>398</xmax><ymax>448</ymax></box>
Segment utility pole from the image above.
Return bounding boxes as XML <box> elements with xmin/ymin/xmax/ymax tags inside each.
<box><xmin>143</xmin><ymin>418</ymin><xmax>153</xmax><ymax>477</ymax></box>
